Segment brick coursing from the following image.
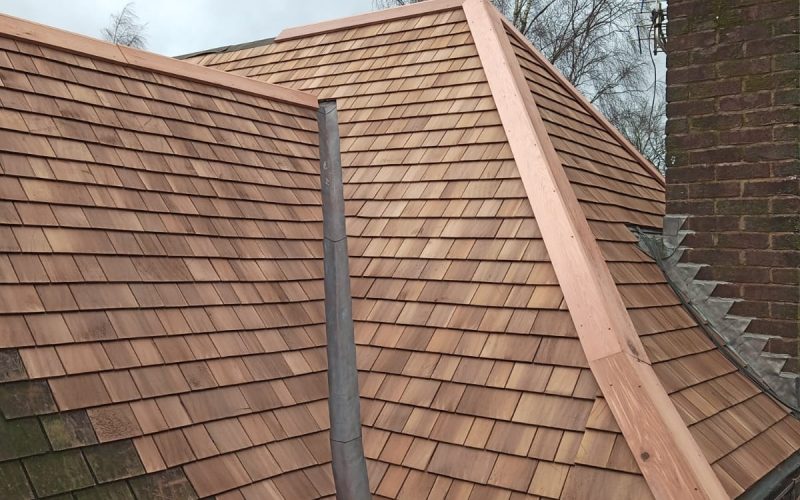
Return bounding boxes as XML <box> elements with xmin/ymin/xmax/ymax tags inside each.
<box><xmin>666</xmin><ymin>0</ymin><xmax>799</xmax><ymax>371</ymax></box>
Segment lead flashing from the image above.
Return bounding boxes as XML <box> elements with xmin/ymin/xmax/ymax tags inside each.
<box><xmin>275</xmin><ymin>0</ymin><xmax>464</xmax><ymax>41</ymax></box>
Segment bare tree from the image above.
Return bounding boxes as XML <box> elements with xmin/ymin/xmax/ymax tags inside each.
<box><xmin>101</xmin><ymin>3</ymin><xmax>147</xmax><ymax>49</ymax></box>
<box><xmin>604</xmin><ymin>86</ymin><xmax>666</xmax><ymax>171</ymax></box>
<box><xmin>375</xmin><ymin>0</ymin><xmax>665</xmax><ymax>170</ymax></box>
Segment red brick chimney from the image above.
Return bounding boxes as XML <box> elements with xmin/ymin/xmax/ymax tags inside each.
<box><xmin>664</xmin><ymin>0</ymin><xmax>799</xmax><ymax>401</ymax></box>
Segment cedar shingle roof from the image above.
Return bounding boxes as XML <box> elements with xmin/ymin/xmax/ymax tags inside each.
<box><xmin>0</xmin><ymin>14</ymin><xmax>330</xmax><ymax>500</ymax></box>
<box><xmin>185</xmin><ymin>0</ymin><xmax>800</xmax><ymax>498</ymax></box>
<box><xmin>0</xmin><ymin>0</ymin><xmax>797</xmax><ymax>498</ymax></box>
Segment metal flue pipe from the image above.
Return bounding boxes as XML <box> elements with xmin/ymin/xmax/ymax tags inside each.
<box><xmin>317</xmin><ymin>99</ymin><xmax>370</xmax><ymax>500</ymax></box>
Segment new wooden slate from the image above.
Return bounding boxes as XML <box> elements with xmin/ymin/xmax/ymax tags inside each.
<box><xmin>0</xmin><ymin>0</ymin><xmax>797</xmax><ymax>498</ymax></box>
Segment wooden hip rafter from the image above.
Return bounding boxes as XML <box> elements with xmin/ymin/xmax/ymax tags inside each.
<box><xmin>460</xmin><ymin>0</ymin><xmax>725</xmax><ymax>498</ymax></box>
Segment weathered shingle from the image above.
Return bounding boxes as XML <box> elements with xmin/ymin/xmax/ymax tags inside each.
<box><xmin>0</xmin><ymin>10</ymin><xmax>322</xmax><ymax>499</ymax></box>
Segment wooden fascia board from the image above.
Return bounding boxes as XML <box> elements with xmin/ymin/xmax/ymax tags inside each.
<box><xmin>499</xmin><ymin>16</ymin><xmax>666</xmax><ymax>188</ymax></box>
<box><xmin>461</xmin><ymin>0</ymin><xmax>727</xmax><ymax>498</ymax></box>
<box><xmin>0</xmin><ymin>14</ymin><xmax>318</xmax><ymax>109</ymax></box>
<box><xmin>276</xmin><ymin>0</ymin><xmax>465</xmax><ymax>41</ymax></box>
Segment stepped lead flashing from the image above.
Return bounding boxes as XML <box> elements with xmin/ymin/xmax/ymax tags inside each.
<box><xmin>461</xmin><ymin>0</ymin><xmax>725</xmax><ymax>498</ymax></box>
<box><xmin>0</xmin><ymin>13</ymin><xmax>318</xmax><ymax>108</ymax></box>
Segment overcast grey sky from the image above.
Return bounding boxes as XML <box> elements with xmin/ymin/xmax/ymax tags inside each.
<box><xmin>0</xmin><ymin>0</ymin><xmax>373</xmax><ymax>56</ymax></box>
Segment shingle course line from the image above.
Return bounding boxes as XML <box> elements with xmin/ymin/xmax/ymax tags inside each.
<box><xmin>0</xmin><ymin>62</ymin><xmax>319</xmax><ymax>142</ymax></box>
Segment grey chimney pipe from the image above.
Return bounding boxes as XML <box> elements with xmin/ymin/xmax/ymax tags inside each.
<box><xmin>317</xmin><ymin>99</ymin><xmax>371</xmax><ymax>500</ymax></box>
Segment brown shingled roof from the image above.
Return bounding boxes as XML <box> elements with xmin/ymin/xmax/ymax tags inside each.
<box><xmin>0</xmin><ymin>13</ymin><xmax>331</xmax><ymax>500</ymax></box>
<box><xmin>0</xmin><ymin>0</ymin><xmax>798</xmax><ymax>498</ymax></box>
<box><xmin>185</xmin><ymin>0</ymin><xmax>800</xmax><ymax>498</ymax></box>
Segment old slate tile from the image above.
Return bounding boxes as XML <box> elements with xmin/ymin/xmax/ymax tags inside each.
<box><xmin>0</xmin><ymin>413</ymin><xmax>50</xmax><ymax>461</ymax></box>
<box><xmin>84</xmin><ymin>440</ymin><xmax>145</xmax><ymax>483</ymax></box>
<box><xmin>41</xmin><ymin>410</ymin><xmax>98</xmax><ymax>450</ymax></box>
<box><xmin>128</xmin><ymin>468</ymin><xmax>198</xmax><ymax>500</ymax></box>
<box><xmin>0</xmin><ymin>350</ymin><xmax>27</xmax><ymax>382</ymax></box>
<box><xmin>0</xmin><ymin>460</ymin><xmax>34</xmax><ymax>499</ymax></box>
<box><xmin>0</xmin><ymin>380</ymin><xmax>56</xmax><ymax>418</ymax></box>
<box><xmin>74</xmin><ymin>481</ymin><xmax>135</xmax><ymax>500</ymax></box>
<box><xmin>23</xmin><ymin>449</ymin><xmax>94</xmax><ymax>497</ymax></box>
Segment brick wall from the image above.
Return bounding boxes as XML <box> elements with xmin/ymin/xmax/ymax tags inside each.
<box><xmin>665</xmin><ymin>0</ymin><xmax>799</xmax><ymax>371</ymax></box>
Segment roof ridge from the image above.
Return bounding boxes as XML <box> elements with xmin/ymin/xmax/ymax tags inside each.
<box><xmin>275</xmin><ymin>0</ymin><xmax>464</xmax><ymax>42</ymax></box>
<box><xmin>461</xmin><ymin>0</ymin><xmax>724</xmax><ymax>498</ymax></box>
<box><xmin>175</xmin><ymin>37</ymin><xmax>276</xmax><ymax>61</ymax></box>
<box><xmin>0</xmin><ymin>13</ymin><xmax>316</xmax><ymax>108</ymax></box>
<box><xmin>176</xmin><ymin>0</ymin><xmax>464</xmax><ymax>61</ymax></box>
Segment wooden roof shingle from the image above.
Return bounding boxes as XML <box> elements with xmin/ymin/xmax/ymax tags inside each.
<box><xmin>0</xmin><ymin>12</ymin><xmax>329</xmax><ymax>500</ymax></box>
<box><xmin>0</xmin><ymin>0</ymin><xmax>797</xmax><ymax>498</ymax></box>
<box><xmin>185</xmin><ymin>0</ymin><xmax>800</xmax><ymax>498</ymax></box>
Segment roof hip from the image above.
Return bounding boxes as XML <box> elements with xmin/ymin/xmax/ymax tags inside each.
<box><xmin>461</xmin><ymin>0</ymin><xmax>725</xmax><ymax>498</ymax></box>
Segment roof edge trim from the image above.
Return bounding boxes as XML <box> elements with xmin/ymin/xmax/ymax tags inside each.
<box><xmin>0</xmin><ymin>14</ymin><xmax>318</xmax><ymax>109</ymax></box>
<box><xmin>500</xmin><ymin>17</ymin><xmax>666</xmax><ymax>188</ymax></box>
<box><xmin>174</xmin><ymin>37</ymin><xmax>276</xmax><ymax>61</ymax></box>
<box><xmin>275</xmin><ymin>0</ymin><xmax>464</xmax><ymax>41</ymax></box>
<box><xmin>461</xmin><ymin>0</ymin><xmax>726</xmax><ymax>498</ymax></box>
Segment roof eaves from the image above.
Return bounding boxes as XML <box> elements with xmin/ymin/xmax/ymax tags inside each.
<box><xmin>0</xmin><ymin>14</ymin><xmax>316</xmax><ymax>109</ymax></box>
<box><xmin>461</xmin><ymin>0</ymin><xmax>725</xmax><ymax>498</ymax></box>
<box><xmin>275</xmin><ymin>0</ymin><xmax>464</xmax><ymax>41</ymax></box>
